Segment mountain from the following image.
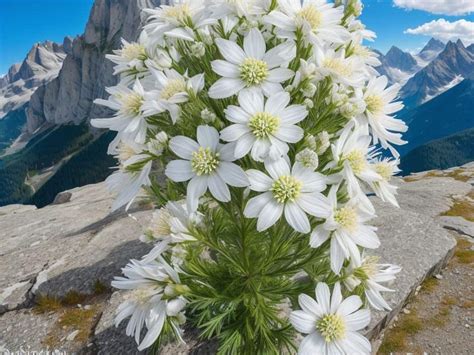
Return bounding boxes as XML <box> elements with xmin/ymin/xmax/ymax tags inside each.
<box><xmin>400</xmin><ymin>128</ymin><xmax>474</xmax><ymax>174</ymax></box>
<box><xmin>401</xmin><ymin>40</ymin><xmax>474</xmax><ymax>109</ymax></box>
<box><xmin>417</xmin><ymin>38</ymin><xmax>445</xmax><ymax>63</ymax></box>
<box><xmin>399</xmin><ymin>75</ymin><xmax>474</xmax><ymax>156</ymax></box>
<box><xmin>375</xmin><ymin>46</ymin><xmax>420</xmax><ymax>85</ymax></box>
<box><xmin>26</xmin><ymin>0</ymin><xmax>161</xmax><ymax>133</ymax></box>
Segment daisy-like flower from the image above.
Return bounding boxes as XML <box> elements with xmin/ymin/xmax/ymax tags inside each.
<box><xmin>326</xmin><ymin>123</ymin><xmax>382</xmax><ymax>200</ymax></box>
<box><xmin>220</xmin><ymin>89</ymin><xmax>307</xmax><ymax>161</ymax></box>
<box><xmin>290</xmin><ymin>282</ymin><xmax>371</xmax><ymax>355</ymax></box>
<box><xmin>312</xmin><ymin>46</ymin><xmax>364</xmax><ymax>87</ymax></box>
<box><xmin>264</xmin><ymin>0</ymin><xmax>348</xmax><ymax>47</ymax></box>
<box><xmin>142</xmin><ymin>69</ymin><xmax>204</xmax><ymax>123</ymax></box>
<box><xmin>165</xmin><ymin>125</ymin><xmax>249</xmax><ymax>212</ymax></box>
<box><xmin>369</xmin><ymin>158</ymin><xmax>400</xmax><ymax>207</ymax></box>
<box><xmin>141</xmin><ymin>201</ymin><xmax>201</xmax><ymax>244</ymax></box>
<box><xmin>143</xmin><ymin>0</ymin><xmax>215</xmax><ymax>46</ymax></box>
<box><xmin>209</xmin><ymin>28</ymin><xmax>296</xmax><ymax>99</ymax></box>
<box><xmin>92</xmin><ymin>80</ymin><xmax>148</xmax><ymax>144</ymax></box>
<box><xmin>344</xmin><ymin>255</ymin><xmax>401</xmax><ymax>311</ymax></box>
<box><xmin>310</xmin><ymin>186</ymin><xmax>380</xmax><ymax>274</ymax></box>
<box><xmin>112</xmin><ymin>257</ymin><xmax>188</xmax><ymax>350</ymax></box>
<box><xmin>106</xmin><ymin>142</ymin><xmax>152</xmax><ymax>211</ymax></box>
<box><xmin>362</xmin><ymin>76</ymin><xmax>407</xmax><ymax>157</ymax></box>
<box><xmin>210</xmin><ymin>0</ymin><xmax>266</xmax><ymax>19</ymax></box>
<box><xmin>244</xmin><ymin>158</ymin><xmax>330</xmax><ymax>233</ymax></box>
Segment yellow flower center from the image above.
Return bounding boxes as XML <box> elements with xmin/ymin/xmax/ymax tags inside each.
<box><xmin>117</xmin><ymin>143</ymin><xmax>136</xmax><ymax>163</ymax></box>
<box><xmin>164</xmin><ymin>4</ymin><xmax>191</xmax><ymax>24</ymax></box>
<box><xmin>271</xmin><ymin>176</ymin><xmax>302</xmax><ymax>203</ymax></box>
<box><xmin>323</xmin><ymin>58</ymin><xmax>352</xmax><ymax>77</ymax></box>
<box><xmin>240</xmin><ymin>58</ymin><xmax>269</xmax><ymax>86</ymax></box>
<box><xmin>121</xmin><ymin>93</ymin><xmax>144</xmax><ymax>116</ymax></box>
<box><xmin>191</xmin><ymin>147</ymin><xmax>220</xmax><ymax>176</ymax></box>
<box><xmin>151</xmin><ymin>208</ymin><xmax>172</xmax><ymax>237</ymax></box>
<box><xmin>160</xmin><ymin>79</ymin><xmax>187</xmax><ymax>100</ymax></box>
<box><xmin>365</xmin><ymin>94</ymin><xmax>384</xmax><ymax>115</ymax></box>
<box><xmin>297</xmin><ymin>5</ymin><xmax>323</xmax><ymax>30</ymax></box>
<box><xmin>344</xmin><ymin>150</ymin><xmax>366</xmax><ymax>175</ymax></box>
<box><xmin>354</xmin><ymin>256</ymin><xmax>380</xmax><ymax>280</ymax></box>
<box><xmin>122</xmin><ymin>43</ymin><xmax>147</xmax><ymax>61</ymax></box>
<box><xmin>374</xmin><ymin>162</ymin><xmax>393</xmax><ymax>181</ymax></box>
<box><xmin>317</xmin><ymin>313</ymin><xmax>346</xmax><ymax>343</ymax></box>
<box><xmin>130</xmin><ymin>287</ymin><xmax>157</xmax><ymax>305</ymax></box>
<box><xmin>248</xmin><ymin>112</ymin><xmax>280</xmax><ymax>138</ymax></box>
<box><xmin>334</xmin><ymin>206</ymin><xmax>358</xmax><ymax>232</ymax></box>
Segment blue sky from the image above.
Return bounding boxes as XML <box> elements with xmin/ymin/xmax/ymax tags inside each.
<box><xmin>0</xmin><ymin>0</ymin><xmax>473</xmax><ymax>74</ymax></box>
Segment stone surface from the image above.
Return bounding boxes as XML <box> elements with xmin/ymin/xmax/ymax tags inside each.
<box><xmin>0</xmin><ymin>169</ymin><xmax>473</xmax><ymax>353</ymax></box>
<box><xmin>438</xmin><ymin>216</ymin><xmax>474</xmax><ymax>238</ymax></box>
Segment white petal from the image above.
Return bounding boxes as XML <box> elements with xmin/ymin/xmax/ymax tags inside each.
<box><xmin>298</xmin><ymin>332</ymin><xmax>326</xmax><ymax>355</ymax></box>
<box><xmin>257</xmin><ymin>199</ymin><xmax>283</xmax><ymax>231</ymax></box>
<box><xmin>220</xmin><ymin>124</ymin><xmax>249</xmax><ymax>142</ymax></box>
<box><xmin>265</xmin><ymin>91</ymin><xmax>290</xmax><ymax>116</ymax></box>
<box><xmin>315</xmin><ymin>283</ymin><xmax>331</xmax><ymax>314</ymax></box>
<box><xmin>218</xmin><ymin>142</ymin><xmax>238</xmax><ymax>161</ymax></box>
<box><xmin>251</xmin><ymin>138</ymin><xmax>271</xmax><ymax>161</ymax></box>
<box><xmin>330</xmin><ymin>282</ymin><xmax>342</xmax><ymax>313</ymax></box>
<box><xmin>234</xmin><ymin>133</ymin><xmax>256</xmax><ymax>158</ymax></box>
<box><xmin>274</xmin><ymin>125</ymin><xmax>304</xmax><ymax>143</ymax></box>
<box><xmin>330</xmin><ymin>238</ymin><xmax>345</xmax><ymax>274</ymax></box>
<box><xmin>337</xmin><ymin>295</ymin><xmax>362</xmax><ymax>317</ymax></box>
<box><xmin>243</xmin><ymin>28</ymin><xmax>266</xmax><ymax>59</ymax></box>
<box><xmin>267</xmin><ymin>68</ymin><xmax>294</xmax><ymax>83</ymax></box>
<box><xmin>211</xmin><ymin>60</ymin><xmax>240</xmax><ymax>78</ymax></box>
<box><xmin>137</xmin><ymin>306</ymin><xmax>166</xmax><ymax>350</ymax></box>
<box><xmin>285</xmin><ymin>203</ymin><xmax>310</xmax><ymax>233</ymax></box>
<box><xmin>264</xmin><ymin>158</ymin><xmax>290</xmax><ymax>180</ymax></box>
<box><xmin>165</xmin><ymin>160</ymin><xmax>194</xmax><ymax>182</ymax></box>
<box><xmin>298</xmin><ymin>193</ymin><xmax>330</xmax><ymax>218</ymax></box>
<box><xmin>239</xmin><ymin>88</ymin><xmax>264</xmax><ymax>114</ymax></box>
<box><xmin>345</xmin><ymin>309</ymin><xmax>371</xmax><ymax>331</ymax></box>
<box><xmin>215</xmin><ymin>38</ymin><xmax>246</xmax><ymax>65</ymax></box>
<box><xmin>310</xmin><ymin>225</ymin><xmax>330</xmax><ymax>248</ymax></box>
<box><xmin>187</xmin><ymin>175</ymin><xmax>208</xmax><ymax>211</ymax></box>
<box><xmin>247</xmin><ymin>170</ymin><xmax>273</xmax><ymax>192</ymax></box>
<box><xmin>197</xmin><ymin>125</ymin><xmax>220</xmax><ymax>151</ymax></box>
<box><xmin>261</xmin><ymin>81</ymin><xmax>284</xmax><ymax>97</ymax></box>
<box><xmin>280</xmin><ymin>105</ymin><xmax>308</xmax><ymax>124</ymax></box>
<box><xmin>209</xmin><ymin>78</ymin><xmax>246</xmax><ymax>99</ymax></box>
<box><xmin>289</xmin><ymin>310</ymin><xmax>317</xmax><ymax>334</ymax></box>
<box><xmin>299</xmin><ymin>293</ymin><xmax>324</xmax><ymax>318</ymax></box>
<box><xmin>344</xmin><ymin>331</ymin><xmax>371</xmax><ymax>354</ymax></box>
<box><xmin>225</xmin><ymin>105</ymin><xmax>251</xmax><ymax>123</ymax></box>
<box><xmin>208</xmin><ymin>174</ymin><xmax>231</xmax><ymax>202</ymax></box>
<box><xmin>217</xmin><ymin>162</ymin><xmax>249</xmax><ymax>187</ymax></box>
<box><xmin>244</xmin><ymin>192</ymin><xmax>273</xmax><ymax>217</ymax></box>
<box><xmin>352</xmin><ymin>225</ymin><xmax>380</xmax><ymax>249</ymax></box>
<box><xmin>170</xmin><ymin>136</ymin><xmax>198</xmax><ymax>159</ymax></box>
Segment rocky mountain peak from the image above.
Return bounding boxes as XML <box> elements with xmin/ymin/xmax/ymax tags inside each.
<box><xmin>418</xmin><ymin>38</ymin><xmax>445</xmax><ymax>63</ymax></box>
<box><xmin>384</xmin><ymin>46</ymin><xmax>418</xmax><ymax>71</ymax></box>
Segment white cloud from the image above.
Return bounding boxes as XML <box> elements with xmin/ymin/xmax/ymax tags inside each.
<box><xmin>405</xmin><ymin>19</ymin><xmax>474</xmax><ymax>45</ymax></box>
<box><xmin>394</xmin><ymin>0</ymin><xmax>474</xmax><ymax>16</ymax></box>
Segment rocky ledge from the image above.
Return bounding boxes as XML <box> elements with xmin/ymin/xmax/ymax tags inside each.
<box><xmin>1</xmin><ymin>163</ymin><xmax>473</xmax><ymax>354</ymax></box>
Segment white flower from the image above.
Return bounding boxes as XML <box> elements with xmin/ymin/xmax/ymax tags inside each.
<box><xmin>143</xmin><ymin>0</ymin><xmax>215</xmax><ymax>46</ymax></box>
<box><xmin>165</xmin><ymin>125</ymin><xmax>249</xmax><ymax>211</ymax></box>
<box><xmin>112</xmin><ymin>258</ymin><xmax>187</xmax><ymax>351</ymax></box>
<box><xmin>209</xmin><ymin>28</ymin><xmax>296</xmax><ymax>99</ymax></box>
<box><xmin>296</xmin><ymin>148</ymin><xmax>319</xmax><ymax>170</ymax></box>
<box><xmin>310</xmin><ymin>186</ymin><xmax>380</xmax><ymax>274</ymax></box>
<box><xmin>142</xmin><ymin>69</ymin><xmax>204</xmax><ymax>123</ymax></box>
<box><xmin>313</xmin><ymin>46</ymin><xmax>364</xmax><ymax>87</ymax></box>
<box><xmin>244</xmin><ymin>158</ymin><xmax>329</xmax><ymax>233</ymax></box>
<box><xmin>210</xmin><ymin>0</ymin><xmax>266</xmax><ymax>19</ymax></box>
<box><xmin>290</xmin><ymin>282</ymin><xmax>371</xmax><ymax>355</ymax></box>
<box><xmin>220</xmin><ymin>89</ymin><xmax>307</xmax><ymax>161</ymax></box>
<box><xmin>106</xmin><ymin>143</ymin><xmax>152</xmax><ymax>211</ymax></box>
<box><xmin>361</xmin><ymin>76</ymin><xmax>407</xmax><ymax>157</ymax></box>
<box><xmin>92</xmin><ymin>80</ymin><xmax>148</xmax><ymax>144</ymax></box>
<box><xmin>327</xmin><ymin>123</ymin><xmax>382</xmax><ymax>199</ymax></box>
<box><xmin>316</xmin><ymin>131</ymin><xmax>331</xmax><ymax>155</ymax></box>
<box><xmin>147</xmin><ymin>131</ymin><xmax>169</xmax><ymax>156</ymax></box>
<box><xmin>264</xmin><ymin>0</ymin><xmax>348</xmax><ymax>47</ymax></box>
<box><xmin>344</xmin><ymin>256</ymin><xmax>401</xmax><ymax>311</ymax></box>
<box><xmin>369</xmin><ymin>158</ymin><xmax>400</xmax><ymax>207</ymax></box>
<box><xmin>142</xmin><ymin>201</ymin><xmax>200</xmax><ymax>246</ymax></box>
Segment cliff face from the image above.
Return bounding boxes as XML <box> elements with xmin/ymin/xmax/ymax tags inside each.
<box><xmin>26</xmin><ymin>0</ymin><xmax>162</xmax><ymax>133</ymax></box>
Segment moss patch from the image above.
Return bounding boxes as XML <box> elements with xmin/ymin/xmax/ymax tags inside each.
<box><xmin>421</xmin><ymin>277</ymin><xmax>439</xmax><ymax>293</ymax></box>
<box><xmin>454</xmin><ymin>238</ymin><xmax>474</xmax><ymax>265</ymax></box>
<box><xmin>379</xmin><ymin>310</ymin><xmax>423</xmax><ymax>354</ymax></box>
<box><xmin>427</xmin><ymin>296</ymin><xmax>455</xmax><ymax>327</ymax></box>
<box><xmin>35</xmin><ymin>294</ymin><xmax>63</xmax><ymax>313</ymax></box>
<box><xmin>443</xmin><ymin>199</ymin><xmax>474</xmax><ymax>222</ymax></box>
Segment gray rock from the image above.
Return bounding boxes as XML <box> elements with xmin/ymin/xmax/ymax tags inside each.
<box><xmin>438</xmin><ymin>216</ymin><xmax>474</xmax><ymax>238</ymax></box>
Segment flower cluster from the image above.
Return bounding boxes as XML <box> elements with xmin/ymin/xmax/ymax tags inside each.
<box><xmin>93</xmin><ymin>0</ymin><xmax>405</xmax><ymax>353</ymax></box>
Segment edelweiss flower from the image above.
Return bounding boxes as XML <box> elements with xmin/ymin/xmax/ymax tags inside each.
<box><xmin>143</xmin><ymin>0</ymin><xmax>215</xmax><ymax>46</ymax></box>
<box><xmin>209</xmin><ymin>28</ymin><xmax>296</xmax><ymax>99</ymax></box>
<box><xmin>362</xmin><ymin>76</ymin><xmax>407</xmax><ymax>156</ymax></box>
<box><xmin>166</xmin><ymin>125</ymin><xmax>249</xmax><ymax>211</ymax></box>
<box><xmin>344</xmin><ymin>256</ymin><xmax>401</xmax><ymax>311</ymax></box>
<box><xmin>142</xmin><ymin>69</ymin><xmax>204</xmax><ymax>123</ymax></box>
<box><xmin>142</xmin><ymin>201</ymin><xmax>201</xmax><ymax>244</ymax></box>
<box><xmin>264</xmin><ymin>0</ymin><xmax>348</xmax><ymax>47</ymax></box>
<box><xmin>290</xmin><ymin>282</ymin><xmax>371</xmax><ymax>355</ymax></box>
<box><xmin>327</xmin><ymin>123</ymin><xmax>382</xmax><ymax>200</ymax></box>
<box><xmin>311</xmin><ymin>186</ymin><xmax>380</xmax><ymax>274</ymax></box>
<box><xmin>92</xmin><ymin>80</ymin><xmax>148</xmax><ymax>144</ymax></box>
<box><xmin>220</xmin><ymin>89</ymin><xmax>307</xmax><ymax>161</ymax></box>
<box><xmin>112</xmin><ymin>258</ymin><xmax>188</xmax><ymax>350</ymax></box>
<box><xmin>106</xmin><ymin>142</ymin><xmax>152</xmax><ymax>211</ymax></box>
<box><xmin>369</xmin><ymin>158</ymin><xmax>400</xmax><ymax>207</ymax></box>
<box><xmin>312</xmin><ymin>46</ymin><xmax>364</xmax><ymax>87</ymax></box>
<box><xmin>244</xmin><ymin>158</ymin><xmax>329</xmax><ymax>233</ymax></box>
